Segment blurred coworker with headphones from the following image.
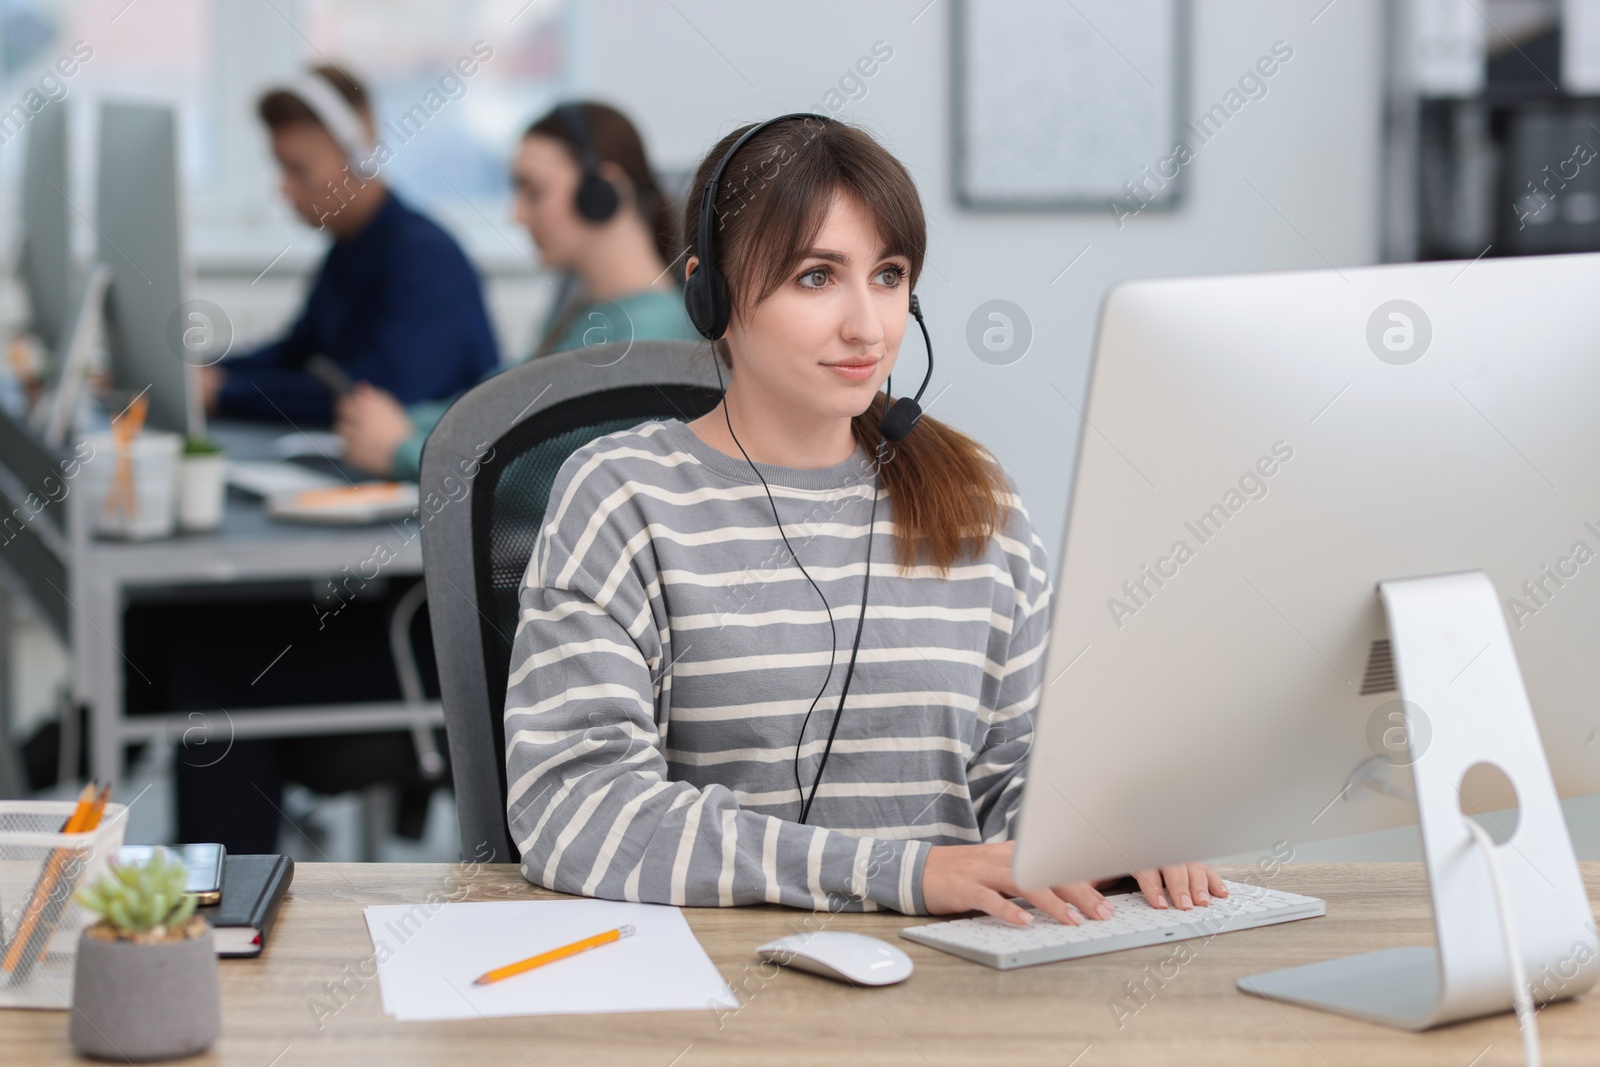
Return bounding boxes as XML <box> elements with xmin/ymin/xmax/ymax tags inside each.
<box><xmin>336</xmin><ymin>101</ymin><xmax>700</xmax><ymax>479</ymax></box>
<box><xmin>203</xmin><ymin>64</ymin><xmax>498</xmax><ymax>425</ymax></box>
<box><xmin>503</xmin><ymin>115</ymin><xmax>1228</xmax><ymax>925</ymax></box>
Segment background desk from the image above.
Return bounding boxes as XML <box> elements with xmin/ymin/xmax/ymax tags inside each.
<box><xmin>0</xmin><ymin>410</ymin><xmax>441</xmax><ymax>788</ymax></box>
<box><xmin>8</xmin><ymin>862</ymin><xmax>1599</xmax><ymax>1065</ymax></box>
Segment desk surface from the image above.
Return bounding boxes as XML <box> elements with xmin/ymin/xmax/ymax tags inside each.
<box><xmin>9</xmin><ymin>862</ymin><xmax>1599</xmax><ymax>1065</ymax></box>
<box><xmin>87</xmin><ymin>419</ymin><xmax>423</xmax><ymax>581</ymax></box>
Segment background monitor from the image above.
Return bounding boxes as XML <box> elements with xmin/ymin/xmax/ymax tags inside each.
<box><xmin>20</xmin><ymin>101</ymin><xmax>74</xmax><ymax>357</ymax></box>
<box><xmin>95</xmin><ymin>100</ymin><xmax>200</xmax><ymax>436</ymax></box>
<box><xmin>1013</xmin><ymin>251</ymin><xmax>1600</xmax><ymax>888</ymax></box>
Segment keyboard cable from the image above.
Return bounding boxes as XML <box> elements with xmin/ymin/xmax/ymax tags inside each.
<box><xmin>1462</xmin><ymin>815</ymin><xmax>1540</xmax><ymax>1067</ymax></box>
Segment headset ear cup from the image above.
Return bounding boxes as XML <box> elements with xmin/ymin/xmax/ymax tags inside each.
<box><xmin>574</xmin><ymin>174</ymin><xmax>619</xmax><ymax>222</ymax></box>
<box><xmin>704</xmin><ymin>267</ymin><xmax>730</xmax><ymax>339</ymax></box>
<box><xmin>684</xmin><ymin>269</ymin><xmax>713</xmax><ymax>339</ymax></box>
<box><xmin>685</xmin><ymin>264</ymin><xmax>730</xmax><ymax>340</ymax></box>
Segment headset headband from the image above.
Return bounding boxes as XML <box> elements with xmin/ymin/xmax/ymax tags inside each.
<box><xmin>697</xmin><ymin>112</ymin><xmax>832</xmax><ymax>284</ymax></box>
<box><xmin>556</xmin><ymin>102</ymin><xmax>599</xmax><ymax>173</ymax></box>
<box><xmin>277</xmin><ymin>70</ymin><xmax>375</xmax><ymax>163</ymax></box>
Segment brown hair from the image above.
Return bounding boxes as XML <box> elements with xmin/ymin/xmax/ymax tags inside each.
<box><xmin>258</xmin><ymin>64</ymin><xmax>369</xmax><ymax>130</ymax></box>
<box><xmin>525</xmin><ymin>101</ymin><xmax>678</xmax><ymax>357</ymax></box>
<box><xmin>680</xmin><ymin>117</ymin><xmax>1010</xmax><ymax>574</ymax></box>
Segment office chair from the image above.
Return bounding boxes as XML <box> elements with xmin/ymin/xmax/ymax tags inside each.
<box><xmin>419</xmin><ymin>340</ymin><xmax>721</xmax><ymax>863</ymax></box>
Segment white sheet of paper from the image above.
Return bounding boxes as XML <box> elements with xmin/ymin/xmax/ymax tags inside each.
<box><xmin>361</xmin><ymin>899</ymin><xmax>739</xmax><ymax>1020</ymax></box>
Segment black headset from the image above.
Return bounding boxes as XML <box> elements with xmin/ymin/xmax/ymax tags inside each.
<box><xmin>684</xmin><ymin>112</ymin><xmax>935</xmax><ymax>824</ymax></box>
<box><xmin>556</xmin><ymin>102</ymin><xmax>620</xmax><ymax>224</ymax></box>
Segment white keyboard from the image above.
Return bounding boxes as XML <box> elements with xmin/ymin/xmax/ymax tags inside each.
<box><xmin>900</xmin><ymin>879</ymin><xmax>1324</xmax><ymax>970</ymax></box>
<box><xmin>227</xmin><ymin>460</ymin><xmax>343</xmax><ymax>498</ymax></box>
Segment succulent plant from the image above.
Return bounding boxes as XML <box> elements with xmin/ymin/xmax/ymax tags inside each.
<box><xmin>75</xmin><ymin>850</ymin><xmax>198</xmax><ymax>934</ymax></box>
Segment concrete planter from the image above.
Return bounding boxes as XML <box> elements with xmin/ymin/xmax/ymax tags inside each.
<box><xmin>69</xmin><ymin>919</ymin><xmax>220</xmax><ymax>1062</ymax></box>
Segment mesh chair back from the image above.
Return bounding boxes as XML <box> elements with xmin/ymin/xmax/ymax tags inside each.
<box><xmin>421</xmin><ymin>341</ymin><xmax>721</xmax><ymax>861</ymax></box>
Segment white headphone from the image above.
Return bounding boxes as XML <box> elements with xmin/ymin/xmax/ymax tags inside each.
<box><xmin>275</xmin><ymin>70</ymin><xmax>377</xmax><ymax>164</ymax></box>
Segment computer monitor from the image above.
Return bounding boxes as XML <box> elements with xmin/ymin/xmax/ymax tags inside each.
<box><xmin>1011</xmin><ymin>251</ymin><xmax>1600</xmax><ymax>1027</ymax></box>
<box><xmin>21</xmin><ymin>101</ymin><xmax>74</xmax><ymax>356</ymax></box>
<box><xmin>95</xmin><ymin>101</ymin><xmax>201</xmax><ymax>436</ymax></box>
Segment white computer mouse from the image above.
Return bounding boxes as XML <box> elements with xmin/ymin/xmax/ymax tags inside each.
<box><xmin>756</xmin><ymin>931</ymin><xmax>914</xmax><ymax>986</ymax></box>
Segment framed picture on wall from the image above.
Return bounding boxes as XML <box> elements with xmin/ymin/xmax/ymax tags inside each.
<box><xmin>952</xmin><ymin>0</ymin><xmax>1190</xmax><ymax>212</ymax></box>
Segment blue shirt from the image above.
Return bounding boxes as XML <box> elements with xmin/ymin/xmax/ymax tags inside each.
<box><xmin>217</xmin><ymin>191</ymin><xmax>498</xmax><ymax>425</ymax></box>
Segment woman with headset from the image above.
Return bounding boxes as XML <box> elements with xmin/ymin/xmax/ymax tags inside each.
<box><xmin>504</xmin><ymin>115</ymin><xmax>1225</xmax><ymax>924</ymax></box>
<box><xmin>337</xmin><ymin>101</ymin><xmax>701</xmax><ymax>478</ymax></box>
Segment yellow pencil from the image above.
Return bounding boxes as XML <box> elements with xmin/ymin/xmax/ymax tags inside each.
<box><xmin>1</xmin><ymin>782</ymin><xmax>98</xmax><ymax>973</ymax></box>
<box><xmin>472</xmin><ymin>924</ymin><xmax>636</xmax><ymax>986</ymax></box>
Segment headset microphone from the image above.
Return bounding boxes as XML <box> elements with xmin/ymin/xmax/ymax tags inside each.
<box><xmin>687</xmin><ymin>114</ymin><xmax>935</xmax><ymax>824</ymax></box>
<box><xmin>881</xmin><ymin>294</ymin><xmax>933</xmax><ymax>443</ymax></box>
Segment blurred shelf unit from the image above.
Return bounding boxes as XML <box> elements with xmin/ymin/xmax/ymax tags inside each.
<box><xmin>1386</xmin><ymin>0</ymin><xmax>1600</xmax><ymax>261</ymax></box>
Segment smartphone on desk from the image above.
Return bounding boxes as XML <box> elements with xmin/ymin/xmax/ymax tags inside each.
<box><xmin>118</xmin><ymin>843</ymin><xmax>226</xmax><ymax>905</ymax></box>
<box><xmin>305</xmin><ymin>354</ymin><xmax>355</xmax><ymax>397</ymax></box>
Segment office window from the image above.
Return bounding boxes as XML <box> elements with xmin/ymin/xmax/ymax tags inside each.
<box><xmin>301</xmin><ymin>0</ymin><xmax>569</xmax><ymax>206</ymax></box>
<box><xmin>0</xmin><ymin>0</ymin><xmax>213</xmax><ymax>228</ymax></box>
<box><xmin>0</xmin><ymin>0</ymin><xmax>570</xmax><ymax>257</ymax></box>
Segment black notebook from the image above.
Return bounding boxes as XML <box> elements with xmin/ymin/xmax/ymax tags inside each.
<box><xmin>203</xmin><ymin>854</ymin><xmax>294</xmax><ymax>957</ymax></box>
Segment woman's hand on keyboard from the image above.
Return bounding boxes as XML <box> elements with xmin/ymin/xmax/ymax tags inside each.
<box><xmin>923</xmin><ymin>841</ymin><xmax>1118</xmax><ymax>927</ymax></box>
<box><xmin>1126</xmin><ymin>863</ymin><xmax>1230</xmax><ymax>911</ymax></box>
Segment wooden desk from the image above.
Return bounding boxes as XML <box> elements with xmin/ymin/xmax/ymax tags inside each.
<box><xmin>9</xmin><ymin>862</ymin><xmax>1600</xmax><ymax>1065</ymax></box>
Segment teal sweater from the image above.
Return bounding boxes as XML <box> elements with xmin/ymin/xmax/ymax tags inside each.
<box><xmin>390</xmin><ymin>287</ymin><xmax>701</xmax><ymax>481</ymax></box>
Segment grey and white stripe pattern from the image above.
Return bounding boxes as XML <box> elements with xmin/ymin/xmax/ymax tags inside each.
<box><xmin>505</xmin><ymin>418</ymin><xmax>1054</xmax><ymax>914</ymax></box>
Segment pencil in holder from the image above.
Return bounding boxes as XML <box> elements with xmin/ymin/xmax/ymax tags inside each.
<box><xmin>0</xmin><ymin>800</ymin><xmax>128</xmax><ymax>1009</ymax></box>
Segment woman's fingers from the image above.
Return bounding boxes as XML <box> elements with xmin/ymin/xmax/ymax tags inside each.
<box><xmin>924</xmin><ymin>847</ymin><xmax>1223</xmax><ymax>926</ymax></box>
<box><xmin>1132</xmin><ymin>869</ymin><xmax>1169</xmax><ymax>909</ymax></box>
<box><xmin>992</xmin><ymin>871</ymin><xmax>1110</xmax><ymax>926</ymax></box>
<box><xmin>970</xmin><ymin>886</ymin><xmax>1034</xmax><ymax>926</ymax></box>
<box><xmin>1183</xmin><ymin>863</ymin><xmax>1207</xmax><ymax>905</ymax></box>
<box><xmin>1122</xmin><ymin>864</ymin><xmax>1230</xmax><ymax>911</ymax></box>
<box><xmin>1049</xmin><ymin>882</ymin><xmax>1114</xmax><ymax>921</ymax></box>
<box><xmin>1162</xmin><ymin>864</ymin><xmax>1196</xmax><ymax>909</ymax></box>
<box><xmin>1186</xmin><ymin>862</ymin><xmax>1216</xmax><ymax>904</ymax></box>
<box><xmin>1016</xmin><ymin>887</ymin><xmax>1080</xmax><ymax>926</ymax></box>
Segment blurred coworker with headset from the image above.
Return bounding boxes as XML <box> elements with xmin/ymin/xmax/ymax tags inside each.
<box><xmin>336</xmin><ymin>101</ymin><xmax>701</xmax><ymax>479</ymax></box>
<box><xmin>173</xmin><ymin>63</ymin><xmax>500</xmax><ymax>853</ymax></box>
<box><xmin>202</xmin><ymin>64</ymin><xmax>498</xmax><ymax>425</ymax></box>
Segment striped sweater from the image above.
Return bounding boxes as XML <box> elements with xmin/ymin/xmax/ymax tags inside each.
<box><xmin>504</xmin><ymin>417</ymin><xmax>1055</xmax><ymax>914</ymax></box>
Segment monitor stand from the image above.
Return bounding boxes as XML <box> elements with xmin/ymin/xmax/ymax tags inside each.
<box><xmin>1238</xmin><ymin>570</ymin><xmax>1598</xmax><ymax>1029</ymax></box>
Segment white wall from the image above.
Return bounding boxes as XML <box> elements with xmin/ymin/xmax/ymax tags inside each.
<box><xmin>572</xmin><ymin>0</ymin><xmax>1387</xmax><ymax>558</ymax></box>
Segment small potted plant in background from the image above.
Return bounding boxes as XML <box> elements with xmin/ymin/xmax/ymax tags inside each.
<box><xmin>177</xmin><ymin>435</ymin><xmax>227</xmax><ymax>533</ymax></box>
<box><xmin>70</xmin><ymin>850</ymin><xmax>220</xmax><ymax>1061</ymax></box>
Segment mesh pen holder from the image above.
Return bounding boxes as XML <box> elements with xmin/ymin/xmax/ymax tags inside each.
<box><xmin>0</xmin><ymin>801</ymin><xmax>128</xmax><ymax>1009</ymax></box>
